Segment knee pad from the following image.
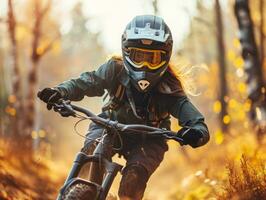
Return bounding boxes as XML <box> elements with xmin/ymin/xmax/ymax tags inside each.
<box><xmin>118</xmin><ymin>164</ymin><xmax>149</xmax><ymax>200</ymax></box>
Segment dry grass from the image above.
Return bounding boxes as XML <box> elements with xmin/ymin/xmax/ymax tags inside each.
<box><xmin>0</xmin><ymin>138</ymin><xmax>64</xmax><ymax>200</ymax></box>
<box><xmin>160</xmin><ymin>132</ymin><xmax>266</xmax><ymax>200</ymax></box>
<box><xmin>218</xmin><ymin>155</ymin><xmax>266</xmax><ymax>200</ymax></box>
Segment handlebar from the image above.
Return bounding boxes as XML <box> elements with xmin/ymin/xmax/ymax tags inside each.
<box><xmin>53</xmin><ymin>100</ymin><xmax>184</xmax><ymax>144</ymax></box>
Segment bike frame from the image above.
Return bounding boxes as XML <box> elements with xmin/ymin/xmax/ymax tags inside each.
<box><xmin>53</xmin><ymin>100</ymin><xmax>184</xmax><ymax>200</ymax></box>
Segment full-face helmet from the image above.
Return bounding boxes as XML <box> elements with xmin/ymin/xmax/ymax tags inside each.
<box><xmin>122</xmin><ymin>15</ymin><xmax>173</xmax><ymax>92</ymax></box>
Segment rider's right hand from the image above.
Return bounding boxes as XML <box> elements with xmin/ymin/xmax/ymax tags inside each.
<box><xmin>37</xmin><ymin>88</ymin><xmax>63</xmax><ymax>110</ymax></box>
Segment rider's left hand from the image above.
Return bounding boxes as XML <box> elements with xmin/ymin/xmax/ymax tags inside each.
<box><xmin>178</xmin><ymin>127</ymin><xmax>204</xmax><ymax>148</ymax></box>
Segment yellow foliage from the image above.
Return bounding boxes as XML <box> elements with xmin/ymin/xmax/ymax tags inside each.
<box><xmin>37</xmin><ymin>46</ymin><xmax>44</xmax><ymax>56</ymax></box>
<box><xmin>16</xmin><ymin>26</ymin><xmax>29</xmax><ymax>41</ymax></box>
<box><xmin>233</xmin><ymin>57</ymin><xmax>244</xmax><ymax>68</ymax></box>
<box><xmin>227</xmin><ymin>99</ymin><xmax>247</xmax><ymax>121</ymax></box>
<box><xmin>184</xmin><ymin>185</ymin><xmax>212</xmax><ymax>200</ymax></box>
<box><xmin>0</xmin><ymin>139</ymin><xmax>64</xmax><ymax>199</ymax></box>
<box><xmin>37</xmin><ymin>39</ymin><xmax>52</xmax><ymax>56</ymax></box>
<box><xmin>233</xmin><ymin>38</ymin><xmax>241</xmax><ymax>49</ymax></box>
<box><xmin>213</xmin><ymin>101</ymin><xmax>221</xmax><ymax>114</ymax></box>
<box><xmin>52</xmin><ymin>41</ymin><xmax>61</xmax><ymax>55</ymax></box>
<box><xmin>238</xmin><ymin>110</ymin><xmax>246</xmax><ymax>120</ymax></box>
<box><xmin>228</xmin><ymin>99</ymin><xmax>237</xmax><ymax>109</ymax></box>
<box><xmin>227</xmin><ymin>49</ymin><xmax>236</xmax><ymax>61</ymax></box>
<box><xmin>39</xmin><ymin>129</ymin><xmax>46</xmax><ymax>138</ymax></box>
<box><xmin>210</xmin><ymin>62</ymin><xmax>218</xmax><ymax>69</ymax></box>
<box><xmin>237</xmin><ymin>82</ymin><xmax>246</xmax><ymax>93</ymax></box>
<box><xmin>214</xmin><ymin>129</ymin><xmax>224</xmax><ymax>144</ymax></box>
<box><xmin>5</xmin><ymin>106</ymin><xmax>16</xmax><ymax>116</ymax></box>
<box><xmin>31</xmin><ymin>131</ymin><xmax>38</xmax><ymax>139</ymax></box>
<box><xmin>219</xmin><ymin>155</ymin><xmax>266</xmax><ymax>199</ymax></box>
<box><xmin>243</xmin><ymin>100</ymin><xmax>251</xmax><ymax>112</ymax></box>
<box><xmin>252</xmin><ymin>11</ymin><xmax>260</xmax><ymax>24</ymax></box>
<box><xmin>223</xmin><ymin>115</ymin><xmax>231</xmax><ymax>124</ymax></box>
<box><xmin>1</xmin><ymin>190</ymin><xmax>8</xmax><ymax>199</ymax></box>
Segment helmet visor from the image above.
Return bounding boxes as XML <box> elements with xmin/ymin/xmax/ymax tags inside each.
<box><xmin>125</xmin><ymin>47</ymin><xmax>166</xmax><ymax>70</ymax></box>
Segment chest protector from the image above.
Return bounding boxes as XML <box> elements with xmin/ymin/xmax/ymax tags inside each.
<box><xmin>102</xmin><ymin>82</ymin><xmax>170</xmax><ymax>128</ymax></box>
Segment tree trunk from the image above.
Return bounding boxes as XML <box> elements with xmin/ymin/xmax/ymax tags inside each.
<box><xmin>0</xmin><ymin>45</ymin><xmax>7</xmax><ymax>135</ymax></box>
<box><xmin>259</xmin><ymin>0</ymin><xmax>264</xmax><ymax>66</ymax></box>
<box><xmin>215</xmin><ymin>0</ymin><xmax>229</xmax><ymax>132</ymax></box>
<box><xmin>7</xmin><ymin>0</ymin><xmax>22</xmax><ymax>136</ymax></box>
<box><xmin>24</xmin><ymin>0</ymin><xmax>52</xmax><ymax>139</ymax></box>
<box><xmin>24</xmin><ymin>0</ymin><xmax>41</xmax><ymax>137</ymax></box>
<box><xmin>234</xmin><ymin>0</ymin><xmax>266</xmax><ymax>137</ymax></box>
<box><xmin>25</xmin><ymin>61</ymin><xmax>39</xmax><ymax>134</ymax></box>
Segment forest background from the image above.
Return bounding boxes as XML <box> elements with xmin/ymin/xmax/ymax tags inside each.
<box><xmin>0</xmin><ymin>0</ymin><xmax>266</xmax><ymax>199</ymax></box>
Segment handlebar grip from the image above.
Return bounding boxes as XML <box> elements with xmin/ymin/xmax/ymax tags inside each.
<box><xmin>164</xmin><ymin>132</ymin><xmax>184</xmax><ymax>144</ymax></box>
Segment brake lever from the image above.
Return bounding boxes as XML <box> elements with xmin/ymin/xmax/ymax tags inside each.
<box><xmin>53</xmin><ymin>100</ymin><xmax>76</xmax><ymax>117</ymax></box>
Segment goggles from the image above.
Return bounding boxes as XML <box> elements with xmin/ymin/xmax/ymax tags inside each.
<box><xmin>124</xmin><ymin>47</ymin><xmax>167</xmax><ymax>70</ymax></box>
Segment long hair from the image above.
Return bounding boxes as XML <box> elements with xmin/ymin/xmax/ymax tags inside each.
<box><xmin>168</xmin><ymin>58</ymin><xmax>204</xmax><ymax>96</ymax></box>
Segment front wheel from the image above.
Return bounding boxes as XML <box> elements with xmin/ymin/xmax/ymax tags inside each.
<box><xmin>62</xmin><ymin>183</ymin><xmax>98</xmax><ymax>200</ymax></box>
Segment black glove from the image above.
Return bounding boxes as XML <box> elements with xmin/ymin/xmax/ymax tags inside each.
<box><xmin>179</xmin><ymin>127</ymin><xmax>204</xmax><ymax>148</ymax></box>
<box><xmin>37</xmin><ymin>88</ymin><xmax>63</xmax><ymax>110</ymax></box>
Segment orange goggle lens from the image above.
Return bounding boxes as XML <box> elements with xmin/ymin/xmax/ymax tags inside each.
<box><xmin>125</xmin><ymin>47</ymin><xmax>166</xmax><ymax>70</ymax></box>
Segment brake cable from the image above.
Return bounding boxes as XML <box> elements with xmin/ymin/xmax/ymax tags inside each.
<box><xmin>104</xmin><ymin>119</ymin><xmax>124</xmax><ymax>151</ymax></box>
<box><xmin>73</xmin><ymin>115</ymin><xmax>105</xmax><ymax>145</ymax></box>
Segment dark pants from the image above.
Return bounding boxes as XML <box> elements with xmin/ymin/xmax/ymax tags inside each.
<box><xmin>81</xmin><ymin>121</ymin><xmax>168</xmax><ymax>200</ymax></box>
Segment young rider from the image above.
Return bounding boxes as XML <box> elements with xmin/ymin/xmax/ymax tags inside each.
<box><xmin>38</xmin><ymin>15</ymin><xmax>209</xmax><ymax>200</ymax></box>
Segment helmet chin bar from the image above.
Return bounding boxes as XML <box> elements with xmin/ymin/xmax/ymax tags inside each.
<box><xmin>124</xmin><ymin>58</ymin><xmax>167</xmax><ymax>93</ymax></box>
<box><xmin>138</xmin><ymin>80</ymin><xmax>150</xmax><ymax>91</ymax></box>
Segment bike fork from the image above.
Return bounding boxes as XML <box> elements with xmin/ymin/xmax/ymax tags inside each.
<box><xmin>98</xmin><ymin>162</ymin><xmax>123</xmax><ymax>200</ymax></box>
<box><xmin>56</xmin><ymin>152</ymin><xmax>95</xmax><ymax>200</ymax></box>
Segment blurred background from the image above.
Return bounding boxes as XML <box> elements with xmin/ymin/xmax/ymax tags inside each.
<box><xmin>0</xmin><ymin>0</ymin><xmax>266</xmax><ymax>199</ymax></box>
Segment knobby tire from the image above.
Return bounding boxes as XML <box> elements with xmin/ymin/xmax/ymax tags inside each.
<box><xmin>63</xmin><ymin>183</ymin><xmax>98</xmax><ymax>200</ymax></box>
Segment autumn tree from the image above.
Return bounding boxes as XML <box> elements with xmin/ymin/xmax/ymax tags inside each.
<box><xmin>259</xmin><ymin>0</ymin><xmax>264</xmax><ymax>65</ymax></box>
<box><xmin>215</xmin><ymin>0</ymin><xmax>229</xmax><ymax>132</ymax></box>
<box><xmin>179</xmin><ymin>0</ymin><xmax>230</xmax><ymax>134</ymax></box>
<box><xmin>234</xmin><ymin>0</ymin><xmax>266</xmax><ymax>137</ymax></box>
<box><xmin>6</xmin><ymin>0</ymin><xmax>22</xmax><ymax>136</ymax></box>
<box><xmin>36</xmin><ymin>1</ymin><xmax>106</xmax><ymax>155</ymax></box>
<box><xmin>24</xmin><ymin>0</ymin><xmax>59</xmax><ymax>137</ymax></box>
<box><xmin>0</xmin><ymin>34</ymin><xmax>7</xmax><ymax>135</ymax></box>
<box><xmin>61</xmin><ymin>2</ymin><xmax>105</xmax><ymax>72</ymax></box>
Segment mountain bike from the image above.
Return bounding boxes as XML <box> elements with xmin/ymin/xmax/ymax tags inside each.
<box><xmin>51</xmin><ymin>100</ymin><xmax>185</xmax><ymax>200</ymax></box>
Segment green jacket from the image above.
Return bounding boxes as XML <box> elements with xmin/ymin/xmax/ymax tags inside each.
<box><xmin>55</xmin><ymin>58</ymin><xmax>209</xmax><ymax>147</ymax></box>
